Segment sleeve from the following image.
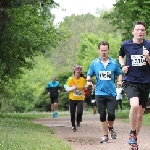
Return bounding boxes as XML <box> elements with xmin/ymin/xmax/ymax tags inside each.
<box><xmin>121</xmin><ymin>88</ymin><xmax>124</xmax><ymax>94</ymax></box>
<box><xmin>115</xmin><ymin>60</ymin><xmax>122</xmax><ymax>76</ymax></box>
<box><xmin>65</xmin><ymin>77</ymin><xmax>75</xmax><ymax>92</ymax></box>
<box><xmin>65</xmin><ymin>85</ymin><xmax>75</xmax><ymax>92</ymax></box>
<box><xmin>119</xmin><ymin>43</ymin><xmax>126</xmax><ymax>57</ymax></box>
<box><xmin>67</xmin><ymin>77</ymin><xmax>73</xmax><ymax>86</ymax></box>
<box><xmin>87</xmin><ymin>61</ymin><xmax>95</xmax><ymax>77</ymax></box>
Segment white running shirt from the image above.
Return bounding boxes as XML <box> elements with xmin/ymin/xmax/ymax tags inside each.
<box><xmin>116</xmin><ymin>87</ymin><xmax>123</xmax><ymax>100</ymax></box>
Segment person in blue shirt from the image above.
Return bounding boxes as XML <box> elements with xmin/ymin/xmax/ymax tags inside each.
<box><xmin>119</xmin><ymin>21</ymin><xmax>150</xmax><ymax>150</ymax></box>
<box><xmin>86</xmin><ymin>41</ymin><xmax>122</xmax><ymax>143</ymax></box>
<box><xmin>46</xmin><ymin>76</ymin><xmax>60</xmax><ymax>118</ymax></box>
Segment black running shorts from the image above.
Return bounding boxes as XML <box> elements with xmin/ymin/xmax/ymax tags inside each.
<box><xmin>122</xmin><ymin>81</ymin><xmax>150</xmax><ymax>108</ymax></box>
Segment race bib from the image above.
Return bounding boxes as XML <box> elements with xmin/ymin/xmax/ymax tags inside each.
<box><xmin>131</xmin><ymin>55</ymin><xmax>146</xmax><ymax>66</ymax></box>
<box><xmin>73</xmin><ymin>90</ymin><xmax>82</xmax><ymax>96</ymax></box>
<box><xmin>99</xmin><ymin>71</ymin><xmax>111</xmax><ymax>80</ymax></box>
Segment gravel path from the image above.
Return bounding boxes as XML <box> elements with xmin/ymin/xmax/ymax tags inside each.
<box><xmin>33</xmin><ymin>113</ymin><xmax>150</xmax><ymax>150</ymax></box>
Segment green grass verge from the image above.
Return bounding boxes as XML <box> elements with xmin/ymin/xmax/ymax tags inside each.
<box><xmin>115</xmin><ymin>110</ymin><xmax>150</xmax><ymax>126</ymax></box>
<box><xmin>0</xmin><ymin>111</ymin><xmax>150</xmax><ymax>150</ymax></box>
<box><xmin>0</xmin><ymin>113</ymin><xmax>72</xmax><ymax>150</ymax></box>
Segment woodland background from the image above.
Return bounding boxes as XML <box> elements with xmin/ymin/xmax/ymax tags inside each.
<box><xmin>0</xmin><ymin>0</ymin><xmax>150</xmax><ymax>112</ymax></box>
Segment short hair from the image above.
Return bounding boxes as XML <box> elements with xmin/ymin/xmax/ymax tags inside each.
<box><xmin>98</xmin><ymin>41</ymin><xmax>109</xmax><ymax>50</ymax></box>
<box><xmin>133</xmin><ymin>21</ymin><xmax>146</xmax><ymax>29</ymax></box>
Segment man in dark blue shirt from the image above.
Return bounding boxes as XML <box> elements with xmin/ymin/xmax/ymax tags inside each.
<box><xmin>46</xmin><ymin>76</ymin><xmax>60</xmax><ymax>118</ymax></box>
<box><xmin>119</xmin><ymin>21</ymin><xmax>150</xmax><ymax>150</ymax></box>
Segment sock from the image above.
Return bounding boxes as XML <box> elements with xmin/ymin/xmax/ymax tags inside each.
<box><xmin>130</xmin><ymin>130</ymin><xmax>136</xmax><ymax>134</ymax></box>
<box><xmin>108</xmin><ymin>126</ymin><xmax>113</xmax><ymax>131</ymax></box>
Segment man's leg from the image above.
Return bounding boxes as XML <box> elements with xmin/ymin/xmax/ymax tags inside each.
<box><xmin>51</xmin><ymin>103</ymin><xmax>56</xmax><ymax>118</ymax></box>
<box><xmin>129</xmin><ymin>97</ymin><xmax>139</xmax><ymax>132</ymax></box>
<box><xmin>107</xmin><ymin>98</ymin><xmax>117</xmax><ymax>139</ymax></box>
<box><xmin>53</xmin><ymin>102</ymin><xmax>58</xmax><ymax>117</ymax></box>
<box><xmin>128</xmin><ymin>97</ymin><xmax>140</xmax><ymax>148</ymax></box>
<box><xmin>96</xmin><ymin>96</ymin><xmax>109</xmax><ymax>143</ymax></box>
<box><xmin>135</xmin><ymin>105</ymin><xmax>145</xmax><ymax>135</ymax></box>
<box><xmin>100</xmin><ymin>121</ymin><xmax>109</xmax><ymax>135</ymax></box>
<box><xmin>119</xmin><ymin>100</ymin><xmax>122</xmax><ymax>111</ymax></box>
<box><xmin>51</xmin><ymin>97</ymin><xmax>57</xmax><ymax>118</ymax></box>
<box><xmin>53</xmin><ymin>97</ymin><xmax>59</xmax><ymax>117</ymax></box>
<box><xmin>51</xmin><ymin>103</ymin><xmax>54</xmax><ymax>112</ymax></box>
<box><xmin>116</xmin><ymin>101</ymin><xmax>118</xmax><ymax>111</ymax></box>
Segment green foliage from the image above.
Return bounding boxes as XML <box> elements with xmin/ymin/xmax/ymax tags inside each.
<box><xmin>0</xmin><ymin>55</ymin><xmax>55</xmax><ymax>112</ymax></box>
<box><xmin>0</xmin><ymin>1</ymin><xmax>64</xmax><ymax>92</ymax></box>
<box><xmin>56</xmin><ymin>72</ymin><xmax>73</xmax><ymax>110</ymax></box>
<box><xmin>76</xmin><ymin>32</ymin><xmax>122</xmax><ymax>70</ymax></box>
<box><xmin>104</xmin><ymin>0</ymin><xmax>150</xmax><ymax>40</ymax></box>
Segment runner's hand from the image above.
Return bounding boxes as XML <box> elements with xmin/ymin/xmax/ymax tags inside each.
<box><xmin>122</xmin><ymin>66</ymin><xmax>129</xmax><ymax>74</ymax></box>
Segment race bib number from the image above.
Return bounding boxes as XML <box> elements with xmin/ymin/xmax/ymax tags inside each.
<box><xmin>73</xmin><ymin>90</ymin><xmax>82</xmax><ymax>96</ymax></box>
<box><xmin>131</xmin><ymin>55</ymin><xmax>146</xmax><ymax>66</ymax></box>
<box><xmin>99</xmin><ymin>71</ymin><xmax>111</xmax><ymax>80</ymax></box>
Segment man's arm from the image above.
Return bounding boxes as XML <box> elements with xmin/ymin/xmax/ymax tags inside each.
<box><xmin>143</xmin><ymin>48</ymin><xmax>150</xmax><ymax>65</ymax></box>
<box><xmin>117</xmin><ymin>74</ymin><xmax>122</xmax><ymax>86</ymax></box>
<box><xmin>119</xmin><ymin>56</ymin><xmax>129</xmax><ymax>74</ymax></box>
<box><xmin>119</xmin><ymin>56</ymin><xmax>125</xmax><ymax>67</ymax></box>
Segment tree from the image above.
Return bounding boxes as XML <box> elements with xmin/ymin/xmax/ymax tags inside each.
<box><xmin>104</xmin><ymin>0</ymin><xmax>150</xmax><ymax>40</ymax></box>
<box><xmin>0</xmin><ymin>0</ymin><xmax>64</xmax><ymax>92</ymax></box>
<box><xmin>76</xmin><ymin>32</ymin><xmax>122</xmax><ymax>71</ymax></box>
<box><xmin>2</xmin><ymin>55</ymin><xmax>55</xmax><ymax>112</ymax></box>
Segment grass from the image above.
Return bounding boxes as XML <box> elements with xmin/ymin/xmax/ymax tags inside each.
<box><xmin>0</xmin><ymin>112</ymin><xmax>72</xmax><ymax>150</ymax></box>
<box><xmin>0</xmin><ymin>110</ymin><xmax>150</xmax><ymax>150</ymax></box>
<box><xmin>115</xmin><ymin>110</ymin><xmax>150</xmax><ymax>126</ymax></box>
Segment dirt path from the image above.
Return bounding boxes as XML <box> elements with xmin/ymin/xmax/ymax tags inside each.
<box><xmin>33</xmin><ymin>113</ymin><xmax>150</xmax><ymax>150</ymax></box>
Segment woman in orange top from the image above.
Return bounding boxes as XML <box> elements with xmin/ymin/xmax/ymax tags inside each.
<box><xmin>66</xmin><ymin>65</ymin><xmax>86</xmax><ymax>132</ymax></box>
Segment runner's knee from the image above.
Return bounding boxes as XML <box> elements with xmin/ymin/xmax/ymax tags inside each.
<box><xmin>107</xmin><ymin>113</ymin><xmax>115</xmax><ymax>121</ymax></box>
<box><xmin>100</xmin><ymin>114</ymin><xmax>107</xmax><ymax>122</ymax></box>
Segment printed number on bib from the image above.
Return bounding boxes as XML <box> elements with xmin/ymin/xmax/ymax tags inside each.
<box><xmin>131</xmin><ymin>55</ymin><xmax>146</xmax><ymax>66</ymax></box>
<box><xmin>73</xmin><ymin>90</ymin><xmax>82</xmax><ymax>96</ymax></box>
<box><xmin>99</xmin><ymin>71</ymin><xmax>111</xmax><ymax>80</ymax></box>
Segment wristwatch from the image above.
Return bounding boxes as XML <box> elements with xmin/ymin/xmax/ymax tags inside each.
<box><xmin>121</xmin><ymin>65</ymin><xmax>125</xmax><ymax>69</ymax></box>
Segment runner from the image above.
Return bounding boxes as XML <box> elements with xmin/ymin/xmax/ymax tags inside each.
<box><xmin>116</xmin><ymin>83</ymin><xmax>123</xmax><ymax>112</ymax></box>
<box><xmin>119</xmin><ymin>21</ymin><xmax>150</xmax><ymax>150</ymax></box>
<box><xmin>90</xmin><ymin>83</ymin><xmax>97</xmax><ymax>115</ymax></box>
<box><xmin>46</xmin><ymin>76</ymin><xmax>60</xmax><ymax>118</ymax></box>
<box><xmin>87</xmin><ymin>41</ymin><xmax>122</xmax><ymax>143</ymax></box>
<box><xmin>65</xmin><ymin>65</ymin><xmax>86</xmax><ymax>132</ymax></box>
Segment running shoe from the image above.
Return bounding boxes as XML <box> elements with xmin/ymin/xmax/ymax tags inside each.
<box><xmin>72</xmin><ymin>126</ymin><xmax>76</xmax><ymax>132</ymax></box>
<box><xmin>55</xmin><ymin>112</ymin><xmax>58</xmax><ymax>117</ymax></box>
<box><xmin>109</xmin><ymin>129</ymin><xmax>117</xmax><ymax>139</ymax></box>
<box><xmin>130</xmin><ymin>143</ymin><xmax>139</xmax><ymax>150</ymax></box>
<box><xmin>128</xmin><ymin>132</ymin><xmax>137</xmax><ymax>144</ymax></box>
<box><xmin>100</xmin><ymin>136</ymin><xmax>109</xmax><ymax>143</ymax></box>
<box><xmin>52</xmin><ymin>113</ymin><xmax>56</xmax><ymax>118</ymax></box>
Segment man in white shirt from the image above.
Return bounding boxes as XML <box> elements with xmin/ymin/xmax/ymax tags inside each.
<box><xmin>116</xmin><ymin>83</ymin><xmax>123</xmax><ymax>111</ymax></box>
